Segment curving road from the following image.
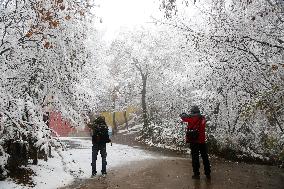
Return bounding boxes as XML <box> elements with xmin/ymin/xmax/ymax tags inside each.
<box><xmin>61</xmin><ymin>132</ymin><xmax>284</xmax><ymax>189</ymax></box>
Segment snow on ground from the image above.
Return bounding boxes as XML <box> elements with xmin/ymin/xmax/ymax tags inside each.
<box><xmin>0</xmin><ymin>137</ymin><xmax>158</xmax><ymax>189</ymax></box>
<box><xmin>117</xmin><ymin>123</ymin><xmax>143</xmax><ymax>134</ymax></box>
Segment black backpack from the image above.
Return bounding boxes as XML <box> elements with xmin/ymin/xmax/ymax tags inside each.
<box><xmin>92</xmin><ymin>121</ymin><xmax>110</xmax><ymax>143</ymax></box>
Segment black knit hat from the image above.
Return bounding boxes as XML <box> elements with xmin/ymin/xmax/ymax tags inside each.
<box><xmin>190</xmin><ymin>106</ymin><xmax>200</xmax><ymax>114</ymax></box>
<box><xmin>95</xmin><ymin>116</ymin><xmax>105</xmax><ymax>123</ymax></box>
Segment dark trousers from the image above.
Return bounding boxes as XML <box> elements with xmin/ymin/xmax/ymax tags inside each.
<box><xmin>190</xmin><ymin>143</ymin><xmax>211</xmax><ymax>176</ymax></box>
<box><xmin>92</xmin><ymin>143</ymin><xmax>107</xmax><ymax>174</ymax></box>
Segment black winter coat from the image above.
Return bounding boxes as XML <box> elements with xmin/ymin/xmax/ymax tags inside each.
<box><xmin>91</xmin><ymin>122</ymin><xmax>111</xmax><ymax>144</ymax></box>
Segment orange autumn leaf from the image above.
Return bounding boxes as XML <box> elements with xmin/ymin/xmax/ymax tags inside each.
<box><xmin>50</xmin><ymin>20</ymin><xmax>59</xmax><ymax>28</ymax></box>
<box><xmin>26</xmin><ymin>31</ymin><xmax>33</xmax><ymax>38</ymax></box>
<box><xmin>271</xmin><ymin>65</ymin><xmax>278</xmax><ymax>70</ymax></box>
<box><xmin>44</xmin><ymin>42</ymin><xmax>50</xmax><ymax>49</ymax></box>
<box><xmin>44</xmin><ymin>11</ymin><xmax>53</xmax><ymax>21</ymax></box>
<box><xmin>65</xmin><ymin>15</ymin><xmax>71</xmax><ymax>20</ymax></box>
<box><xmin>79</xmin><ymin>11</ymin><xmax>85</xmax><ymax>16</ymax></box>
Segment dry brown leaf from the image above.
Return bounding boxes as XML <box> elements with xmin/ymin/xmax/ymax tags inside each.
<box><xmin>51</xmin><ymin>20</ymin><xmax>59</xmax><ymax>27</ymax></box>
<box><xmin>271</xmin><ymin>65</ymin><xmax>278</xmax><ymax>70</ymax></box>
<box><xmin>80</xmin><ymin>11</ymin><xmax>85</xmax><ymax>16</ymax></box>
<box><xmin>44</xmin><ymin>42</ymin><xmax>50</xmax><ymax>49</ymax></box>
<box><xmin>26</xmin><ymin>31</ymin><xmax>33</xmax><ymax>38</ymax></box>
<box><xmin>65</xmin><ymin>15</ymin><xmax>71</xmax><ymax>20</ymax></box>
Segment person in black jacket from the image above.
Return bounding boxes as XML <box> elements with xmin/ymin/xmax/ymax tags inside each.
<box><xmin>88</xmin><ymin>116</ymin><xmax>111</xmax><ymax>176</ymax></box>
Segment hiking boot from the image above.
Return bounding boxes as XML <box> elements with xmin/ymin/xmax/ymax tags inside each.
<box><xmin>91</xmin><ymin>174</ymin><xmax>96</xmax><ymax>178</ymax></box>
<box><xmin>192</xmin><ymin>175</ymin><xmax>200</xmax><ymax>179</ymax></box>
<box><xmin>101</xmin><ymin>172</ymin><xmax>107</xmax><ymax>178</ymax></box>
<box><xmin>92</xmin><ymin>171</ymin><xmax>97</xmax><ymax>176</ymax></box>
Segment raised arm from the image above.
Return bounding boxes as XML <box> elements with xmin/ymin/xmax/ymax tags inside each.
<box><xmin>180</xmin><ymin>113</ymin><xmax>191</xmax><ymax>122</ymax></box>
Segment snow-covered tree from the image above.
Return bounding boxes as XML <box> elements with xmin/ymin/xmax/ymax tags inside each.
<box><xmin>0</xmin><ymin>0</ymin><xmax>97</xmax><ymax>179</ymax></box>
<box><xmin>158</xmin><ymin>0</ymin><xmax>284</xmax><ymax>162</ymax></box>
<box><xmin>108</xmin><ymin>28</ymin><xmax>185</xmax><ymax>137</ymax></box>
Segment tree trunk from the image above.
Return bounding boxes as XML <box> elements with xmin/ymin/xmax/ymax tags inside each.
<box><xmin>123</xmin><ymin>111</ymin><xmax>129</xmax><ymax>130</ymax></box>
<box><xmin>31</xmin><ymin>146</ymin><xmax>38</xmax><ymax>165</ymax></box>
<box><xmin>141</xmin><ymin>74</ymin><xmax>148</xmax><ymax>134</ymax></box>
<box><xmin>112</xmin><ymin>112</ymin><xmax>117</xmax><ymax>134</ymax></box>
<box><xmin>48</xmin><ymin>146</ymin><xmax>52</xmax><ymax>158</ymax></box>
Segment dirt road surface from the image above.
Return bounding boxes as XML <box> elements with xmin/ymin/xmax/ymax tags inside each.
<box><xmin>61</xmin><ymin>132</ymin><xmax>284</xmax><ymax>189</ymax></box>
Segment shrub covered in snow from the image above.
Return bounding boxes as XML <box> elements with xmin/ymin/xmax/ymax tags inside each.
<box><xmin>135</xmin><ymin>0</ymin><xmax>284</xmax><ymax>165</ymax></box>
<box><xmin>0</xmin><ymin>0</ymin><xmax>96</xmax><ymax>179</ymax></box>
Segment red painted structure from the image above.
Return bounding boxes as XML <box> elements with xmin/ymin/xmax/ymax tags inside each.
<box><xmin>49</xmin><ymin>111</ymin><xmax>75</xmax><ymax>137</ymax></box>
<box><xmin>48</xmin><ymin>111</ymin><xmax>91</xmax><ymax>137</ymax></box>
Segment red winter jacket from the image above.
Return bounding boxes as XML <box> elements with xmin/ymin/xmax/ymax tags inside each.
<box><xmin>181</xmin><ymin>114</ymin><xmax>206</xmax><ymax>143</ymax></box>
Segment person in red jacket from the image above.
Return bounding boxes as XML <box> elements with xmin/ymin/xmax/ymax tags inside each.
<box><xmin>180</xmin><ymin>106</ymin><xmax>211</xmax><ymax>179</ymax></box>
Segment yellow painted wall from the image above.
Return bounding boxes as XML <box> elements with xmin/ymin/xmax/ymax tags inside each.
<box><xmin>101</xmin><ymin>107</ymin><xmax>136</xmax><ymax>128</ymax></box>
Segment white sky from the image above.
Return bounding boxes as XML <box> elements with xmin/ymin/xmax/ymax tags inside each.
<box><xmin>95</xmin><ymin>0</ymin><xmax>161</xmax><ymax>41</ymax></box>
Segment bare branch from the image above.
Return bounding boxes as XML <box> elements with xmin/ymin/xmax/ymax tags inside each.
<box><xmin>0</xmin><ymin>48</ymin><xmax>11</xmax><ymax>56</ymax></box>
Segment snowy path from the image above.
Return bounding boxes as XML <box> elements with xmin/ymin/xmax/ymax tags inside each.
<box><xmin>1</xmin><ymin>137</ymin><xmax>283</xmax><ymax>189</ymax></box>
<box><xmin>61</xmin><ymin>151</ymin><xmax>284</xmax><ymax>189</ymax></box>
<box><xmin>58</xmin><ymin>135</ymin><xmax>284</xmax><ymax>189</ymax></box>
<box><xmin>0</xmin><ymin>137</ymin><xmax>162</xmax><ymax>189</ymax></box>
